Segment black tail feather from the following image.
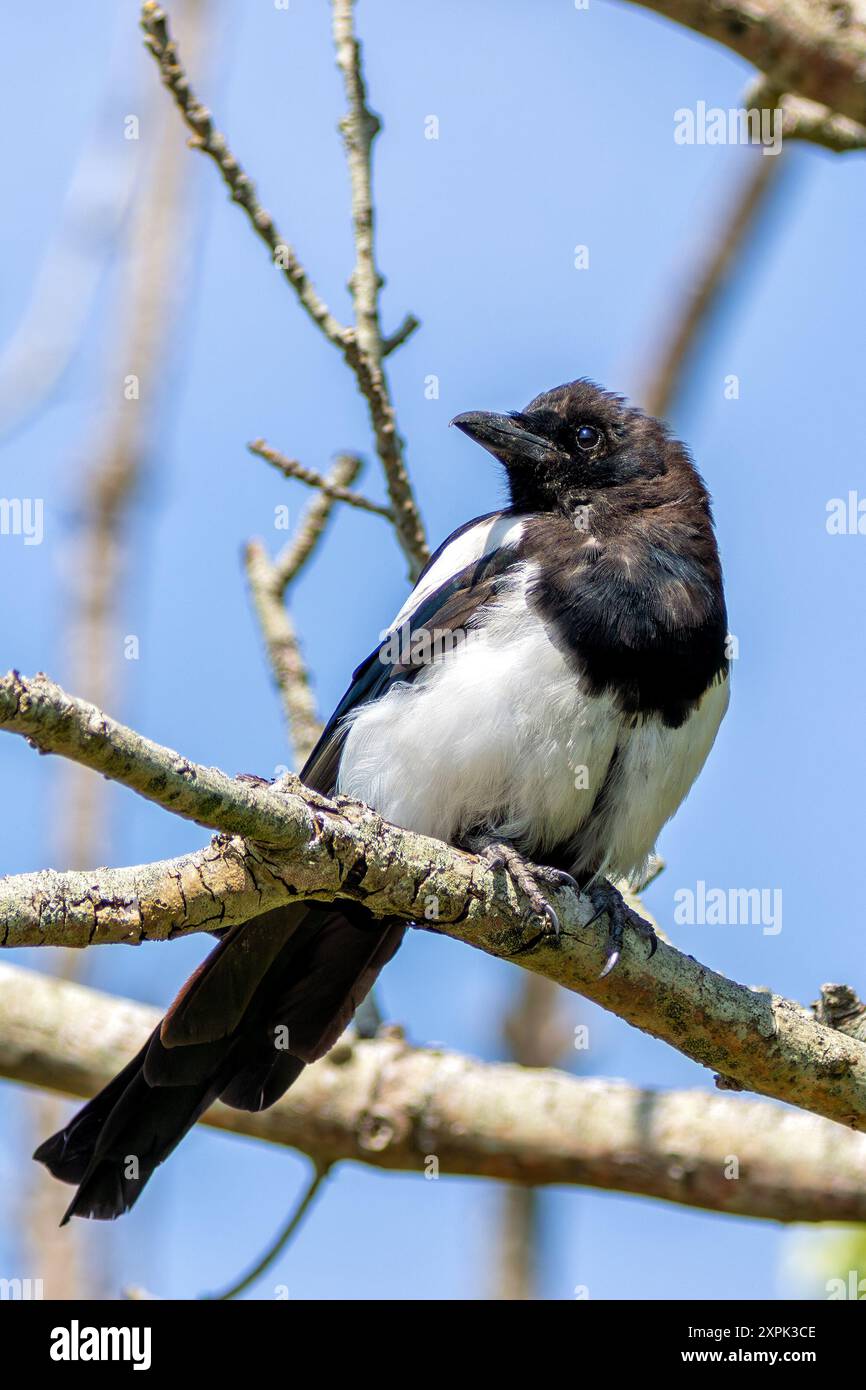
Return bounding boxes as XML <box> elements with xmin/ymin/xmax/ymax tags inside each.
<box><xmin>34</xmin><ymin>903</ymin><xmax>405</xmax><ymax>1219</ymax></box>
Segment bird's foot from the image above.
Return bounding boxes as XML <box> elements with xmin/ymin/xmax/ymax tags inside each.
<box><xmin>470</xmin><ymin>837</ymin><xmax>576</xmax><ymax>938</ymax></box>
<box><xmin>584</xmin><ymin>878</ymin><xmax>657</xmax><ymax>978</ymax></box>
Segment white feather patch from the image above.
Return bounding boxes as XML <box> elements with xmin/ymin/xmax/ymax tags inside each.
<box><xmin>390</xmin><ymin>513</ymin><xmax>527</xmax><ymax>629</ymax></box>
<box><xmin>338</xmin><ymin>560</ymin><xmax>729</xmax><ymax>877</ymax></box>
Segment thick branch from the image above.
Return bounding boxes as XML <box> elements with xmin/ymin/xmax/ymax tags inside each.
<box><xmin>4</xmin><ymin>963</ymin><xmax>866</xmax><ymax>1223</ymax></box>
<box><xmin>0</xmin><ymin>670</ymin><xmax>321</xmax><ymax>846</ymax></box>
<box><xmin>625</xmin><ymin>0</ymin><xmax>866</xmax><ymax>131</ymax></box>
<box><xmin>3</xmin><ymin>672</ymin><xmax>866</xmax><ymax>1136</ymax></box>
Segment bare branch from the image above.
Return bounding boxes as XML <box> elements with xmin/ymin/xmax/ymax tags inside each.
<box><xmin>249</xmin><ymin>440</ymin><xmax>393</xmax><ymax>522</ymax></box>
<box><xmin>743</xmin><ymin>75</ymin><xmax>866</xmax><ymax>152</ymax></box>
<box><xmin>332</xmin><ymin>0</ymin><xmax>384</xmax><ymax>361</ymax></box>
<box><xmin>273</xmin><ymin>454</ymin><xmax>365</xmax><ymax>587</ymax></box>
<box><xmin>495</xmin><ymin>973</ymin><xmax>572</xmax><ymax>1299</ymax></box>
<box><xmin>245</xmin><ymin>453</ymin><xmax>369</xmax><ymax>766</ymax></box>
<box><xmin>640</xmin><ymin>152</ymin><xmax>784</xmax><ymax>418</ymax></box>
<box><xmin>624</xmin><ymin>0</ymin><xmax>866</xmax><ymax>134</ymax></box>
<box><xmin>382</xmin><ymin>313</ymin><xmax>421</xmax><ymax>357</ymax></box>
<box><xmin>140</xmin><ymin>1</ymin><xmax>349</xmax><ymax>349</ymax></box>
<box><xmin>0</xmin><ymin>670</ymin><xmax>319</xmax><ymax>846</ymax></box>
<box><xmin>329</xmin><ymin>0</ymin><xmax>429</xmax><ymax>578</ymax></box>
<box><xmin>140</xmin><ymin>0</ymin><xmax>429</xmax><ymax>579</ymax></box>
<box><xmin>204</xmin><ymin>1162</ymin><xmax>331</xmax><ymax>1300</ymax></box>
<box><xmin>3</xmin><ymin>672</ymin><xmax>866</xmax><ymax>1136</ymax></box>
<box><xmin>5</xmin><ymin>962</ymin><xmax>866</xmax><ymax>1223</ymax></box>
<box><xmin>244</xmin><ymin>542</ymin><xmax>323</xmax><ymax>769</ymax></box>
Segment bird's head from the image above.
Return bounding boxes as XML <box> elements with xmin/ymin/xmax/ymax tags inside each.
<box><xmin>451</xmin><ymin>379</ymin><xmax>675</xmax><ymax>514</ymax></box>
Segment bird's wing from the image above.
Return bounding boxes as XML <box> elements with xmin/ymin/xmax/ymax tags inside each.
<box><xmin>302</xmin><ymin>510</ymin><xmax>528</xmax><ymax>794</ymax></box>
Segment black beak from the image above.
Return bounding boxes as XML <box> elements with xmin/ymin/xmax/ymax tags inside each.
<box><xmin>450</xmin><ymin>411</ymin><xmax>565</xmax><ymax>469</ymax></box>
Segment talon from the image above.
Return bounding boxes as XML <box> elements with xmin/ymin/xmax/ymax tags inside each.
<box><xmin>534</xmin><ymin>865</ymin><xmax>580</xmax><ymax>893</ymax></box>
<box><xmin>541</xmin><ymin>903</ymin><xmax>560</xmax><ymax>937</ymax></box>
<box><xmin>470</xmin><ymin>837</ymin><xmax>566</xmax><ymax>943</ymax></box>
<box><xmin>584</xmin><ymin>877</ymin><xmax>656</xmax><ymax>976</ymax></box>
<box><xmin>599</xmin><ymin>948</ymin><xmax>620</xmax><ymax>978</ymax></box>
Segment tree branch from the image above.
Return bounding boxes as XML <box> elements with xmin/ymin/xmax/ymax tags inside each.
<box><xmin>4</xmin><ymin>962</ymin><xmax>866</xmax><ymax>1223</ymax></box>
<box><xmin>639</xmin><ymin>151</ymin><xmax>784</xmax><ymax>418</ymax></box>
<box><xmin>3</xmin><ymin>671</ymin><xmax>866</xmax><ymax>1137</ymax></box>
<box><xmin>624</xmin><ymin>0</ymin><xmax>866</xmax><ymax>134</ymax></box>
<box><xmin>139</xmin><ymin>1</ymin><xmax>348</xmax><ymax>350</ymax></box>
<box><xmin>330</xmin><ymin>0</ymin><xmax>429</xmax><ymax>577</ymax></box>
<box><xmin>243</xmin><ymin>544</ymin><xmax>323</xmax><ymax>770</ymax></box>
<box><xmin>248</xmin><ymin>440</ymin><xmax>393</xmax><ymax>522</ymax></box>
<box><xmin>245</xmin><ymin>453</ymin><xmax>366</xmax><ymax>767</ymax></box>
<box><xmin>382</xmin><ymin>313</ymin><xmax>421</xmax><ymax>357</ymax></box>
<box><xmin>140</xmin><ymin>0</ymin><xmax>429</xmax><ymax>580</ymax></box>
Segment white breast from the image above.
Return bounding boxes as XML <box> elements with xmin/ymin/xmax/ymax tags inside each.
<box><xmin>339</xmin><ymin>565</ymin><xmax>616</xmax><ymax>853</ymax></box>
<box><xmin>337</xmin><ymin>558</ymin><xmax>729</xmax><ymax>879</ymax></box>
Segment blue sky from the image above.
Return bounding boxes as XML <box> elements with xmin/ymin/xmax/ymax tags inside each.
<box><xmin>1</xmin><ymin>0</ymin><xmax>865</xmax><ymax>1299</ymax></box>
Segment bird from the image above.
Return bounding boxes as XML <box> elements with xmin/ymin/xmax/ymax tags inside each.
<box><xmin>34</xmin><ymin>378</ymin><xmax>729</xmax><ymax>1221</ymax></box>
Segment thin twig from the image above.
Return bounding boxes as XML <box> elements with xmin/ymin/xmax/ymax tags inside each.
<box><xmin>331</xmin><ymin>0</ymin><xmax>428</xmax><ymax>576</ymax></box>
<box><xmin>382</xmin><ymin>313</ymin><xmax>421</xmax><ymax>357</ymax></box>
<box><xmin>204</xmin><ymin>1162</ymin><xmax>331</xmax><ymax>1300</ymax></box>
<box><xmin>245</xmin><ymin>454</ymin><xmax>364</xmax><ymax>765</ymax></box>
<box><xmin>249</xmin><ymin>440</ymin><xmax>394</xmax><ymax>521</ymax></box>
<box><xmin>273</xmin><ymin>453</ymin><xmax>365</xmax><ymax>586</ymax></box>
<box><xmin>332</xmin><ymin>0</ymin><xmax>382</xmax><ymax>361</ymax></box>
<box><xmin>140</xmin><ymin>2</ymin><xmax>349</xmax><ymax>350</ymax></box>
<box><xmin>140</xmin><ymin>1</ymin><xmax>428</xmax><ymax>579</ymax></box>
<box><xmin>245</xmin><ymin>541</ymin><xmax>323</xmax><ymax>768</ymax></box>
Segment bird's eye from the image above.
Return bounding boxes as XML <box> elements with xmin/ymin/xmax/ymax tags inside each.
<box><xmin>576</xmin><ymin>424</ymin><xmax>601</xmax><ymax>451</ymax></box>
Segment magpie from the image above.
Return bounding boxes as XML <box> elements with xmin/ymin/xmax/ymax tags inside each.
<box><xmin>34</xmin><ymin>378</ymin><xmax>729</xmax><ymax>1220</ymax></box>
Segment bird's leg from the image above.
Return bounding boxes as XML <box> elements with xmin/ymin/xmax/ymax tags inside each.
<box><xmin>465</xmin><ymin>835</ymin><xmax>578</xmax><ymax>938</ymax></box>
<box><xmin>583</xmin><ymin>877</ymin><xmax>657</xmax><ymax>978</ymax></box>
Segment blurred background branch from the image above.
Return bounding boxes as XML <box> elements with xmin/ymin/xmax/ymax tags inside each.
<box><xmin>22</xmin><ymin>0</ymin><xmax>208</xmax><ymax>1300</ymax></box>
<box><xmin>6</xmin><ymin>962</ymin><xmax>866</xmax><ymax>1226</ymax></box>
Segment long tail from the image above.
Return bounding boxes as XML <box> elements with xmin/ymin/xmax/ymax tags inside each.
<box><xmin>34</xmin><ymin>902</ymin><xmax>404</xmax><ymax>1220</ymax></box>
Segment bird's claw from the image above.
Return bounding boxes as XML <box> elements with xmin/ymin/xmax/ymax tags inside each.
<box><xmin>584</xmin><ymin>879</ymin><xmax>657</xmax><ymax>977</ymax></box>
<box><xmin>473</xmin><ymin>839</ymin><xmax>566</xmax><ymax>940</ymax></box>
<box><xmin>532</xmin><ymin>865</ymin><xmax>580</xmax><ymax>893</ymax></box>
<box><xmin>523</xmin><ymin>900</ymin><xmax>560</xmax><ymax>938</ymax></box>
